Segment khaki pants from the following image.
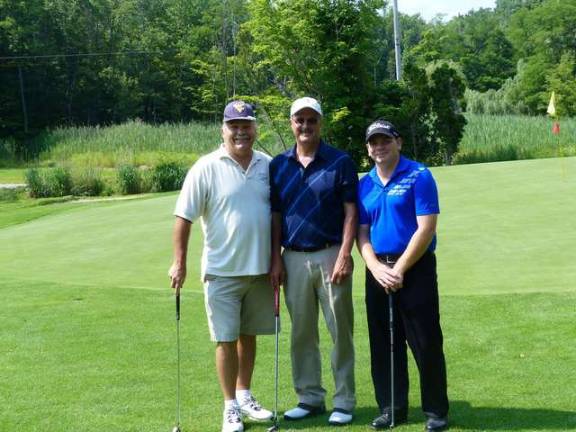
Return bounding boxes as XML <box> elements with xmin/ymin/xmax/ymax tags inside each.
<box><xmin>283</xmin><ymin>246</ymin><xmax>356</xmax><ymax>411</ymax></box>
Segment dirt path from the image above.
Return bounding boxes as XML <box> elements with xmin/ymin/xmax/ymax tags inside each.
<box><xmin>0</xmin><ymin>184</ymin><xmax>26</xmax><ymax>190</ymax></box>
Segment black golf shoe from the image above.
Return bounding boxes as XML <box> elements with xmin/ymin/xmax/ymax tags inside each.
<box><xmin>371</xmin><ymin>408</ymin><xmax>408</xmax><ymax>429</ymax></box>
<box><xmin>425</xmin><ymin>416</ymin><xmax>448</xmax><ymax>431</ymax></box>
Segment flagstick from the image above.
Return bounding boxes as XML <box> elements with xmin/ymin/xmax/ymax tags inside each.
<box><xmin>558</xmin><ymin>133</ymin><xmax>567</xmax><ymax>181</ymax></box>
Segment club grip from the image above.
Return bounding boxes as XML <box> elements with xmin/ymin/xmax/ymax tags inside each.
<box><xmin>274</xmin><ymin>287</ymin><xmax>280</xmax><ymax>317</ymax></box>
<box><xmin>176</xmin><ymin>294</ymin><xmax>180</xmax><ymax>321</ymax></box>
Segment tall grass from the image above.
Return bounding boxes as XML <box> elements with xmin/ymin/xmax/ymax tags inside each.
<box><xmin>455</xmin><ymin>114</ymin><xmax>576</xmax><ymax>164</ymax></box>
<box><xmin>5</xmin><ymin>115</ymin><xmax>575</xmax><ymax>170</ymax></box>
<box><xmin>34</xmin><ymin>119</ymin><xmax>286</xmax><ymax>167</ymax></box>
<box><xmin>36</xmin><ymin>120</ymin><xmax>220</xmax><ymax>167</ymax></box>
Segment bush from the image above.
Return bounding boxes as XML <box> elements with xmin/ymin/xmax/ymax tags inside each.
<box><xmin>25</xmin><ymin>168</ymin><xmax>46</xmax><ymax>198</ymax></box>
<box><xmin>150</xmin><ymin>161</ymin><xmax>187</xmax><ymax>192</ymax></box>
<box><xmin>44</xmin><ymin>167</ymin><xmax>72</xmax><ymax>197</ymax></box>
<box><xmin>72</xmin><ymin>168</ymin><xmax>105</xmax><ymax>196</ymax></box>
<box><xmin>117</xmin><ymin>165</ymin><xmax>142</xmax><ymax>195</ymax></box>
<box><xmin>25</xmin><ymin>167</ymin><xmax>72</xmax><ymax>197</ymax></box>
<box><xmin>0</xmin><ymin>188</ymin><xmax>24</xmax><ymax>202</ymax></box>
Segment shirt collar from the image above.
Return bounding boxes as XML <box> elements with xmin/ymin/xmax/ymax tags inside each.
<box><xmin>368</xmin><ymin>156</ymin><xmax>409</xmax><ymax>186</ymax></box>
<box><xmin>218</xmin><ymin>144</ymin><xmax>260</xmax><ymax>165</ymax></box>
<box><xmin>287</xmin><ymin>140</ymin><xmax>327</xmax><ymax>162</ymax></box>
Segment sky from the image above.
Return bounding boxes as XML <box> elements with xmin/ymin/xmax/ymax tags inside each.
<box><xmin>396</xmin><ymin>0</ymin><xmax>497</xmax><ymax>21</ymax></box>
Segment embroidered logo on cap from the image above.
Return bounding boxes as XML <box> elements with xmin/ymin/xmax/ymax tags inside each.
<box><xmin>368</xmin><ymin>122</ymin><xmax>391</xmax><ymax>133</ymax></box>
<box><xmin>233</xmin><ymin>102</ymin><xmax>247</xmax><ymax>113</ymax></box>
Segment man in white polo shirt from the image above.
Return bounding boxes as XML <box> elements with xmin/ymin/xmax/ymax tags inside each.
<box><xmin>169</xmin><ymin>100</ymin><xmax>274</xmax><ymax>432</ymax></box>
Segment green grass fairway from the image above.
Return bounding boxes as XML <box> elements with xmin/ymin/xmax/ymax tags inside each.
<box><xmin>0</xmin><ymin>168</ymin><xmax>26</xmax><ymax>183</ymax></box>
<box><xmin>1</xmin><ymin>158</ymin><xmax>575</xmax><ymax>431</ymax></box>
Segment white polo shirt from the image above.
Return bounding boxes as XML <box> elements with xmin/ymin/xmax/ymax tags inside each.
<box><xmin>174</xmin><ymin>146</ymin><xmax>271</xmax><ymax>278</ymax></box>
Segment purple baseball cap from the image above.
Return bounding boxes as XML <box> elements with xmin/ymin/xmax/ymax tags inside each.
<box><xmin>223</xmin><ymin>100</ymin><xmax>256</xmax><ymax>122</ymax></box>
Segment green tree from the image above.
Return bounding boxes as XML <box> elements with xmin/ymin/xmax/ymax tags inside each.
<box><xmin>548</xmin><ymin>53</ymin><xmax>576</xmax><ymax>117</ymax></box>
<box><xmin>409</xmin><ymin>9</ymin><xmax>516</xmax><ymax>91</ymax></box>
<box><xmin>427</xmin><ymin>62</ymin><xmax>467</xmax><ymax>163</ymax></box>
<box><xmin>506</xmin><ymin>0</ymin><xmax>576</xmax><ymax>112</ymax></box>
<box><xmin>246</xmin><ymin>0</ymin><xmax>386</xmax><ymax>162</ymax></box>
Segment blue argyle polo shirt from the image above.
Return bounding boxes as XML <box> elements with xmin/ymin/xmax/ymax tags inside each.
<box><xmin>270</xmin><ymin>141</ymin><xmax>358</xmax><ymax>249</ymax></box>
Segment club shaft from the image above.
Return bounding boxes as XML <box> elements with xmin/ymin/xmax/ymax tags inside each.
<box><xmin>176</xmin><ymin>294</ymin><xmax>181</xmax><ymax>427</ymax></box>
<box><xmin>273</xmin><ymin>287</ymin><xmax>280</xmax><ymax>427</ymax></box>
<box><xmin>389</xmin><ymin>293</ymin><xmax>394</xmax><ymax>428</ymax></box>
<box><xmin>273</xmin><ymin>315</ymin><xmax>279</xmax><ymax>423</ymax></box>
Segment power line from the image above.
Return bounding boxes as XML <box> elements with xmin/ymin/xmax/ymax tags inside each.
<box><xmin>0</xmin><ymin>50</ymin><xmax>174</xmax><ymax>61</ymax></box>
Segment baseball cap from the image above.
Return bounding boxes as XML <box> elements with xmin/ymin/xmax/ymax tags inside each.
<box><xmin>290</xmin><ymin>97</ymin><xmax>323</xmax><ymax>117</ymax></box>
<box><xmin>365</xmin><ymin>119</ymin><xmax>401</xmax><ymax>141</ymax></box>
<box><xmin>223</xmin><ymin>100</ymin><xmax>256</xmax><ymax>122</ymax></box>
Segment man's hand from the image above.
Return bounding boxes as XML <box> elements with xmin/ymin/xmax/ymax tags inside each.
<box><xmin>169</xmin><ymin>262</ymin><xmax>186</xmax><ymax>294</ymax></box>
<box><xmin>269</xmin><ymin>254</ymin><xmax>285</xmax><ymax>291</ymax></box>
<box><xmin>331</xmin><ymin>253</ymin><xmax>354</xmax><ymax>285</ymax></box>
<box><xmin>370</xmin><ymin>262</ymin><xmax>403</xmax><ymax>294</ymax></box>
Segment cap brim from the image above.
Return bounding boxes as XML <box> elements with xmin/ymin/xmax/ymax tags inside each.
<box><xmin>366</xmin><ymin>129</ymin><xmax>396</xmax><ymax>141</ymax></box>
<box><xmin>290</xmin><ymin>106</ymin><xmax>322</xmax><ymax>116</ymax></box>
<box><xmin>224</xmin><ymin>116</ymin><xmax>256</xmax><ymax>122</ymax></box>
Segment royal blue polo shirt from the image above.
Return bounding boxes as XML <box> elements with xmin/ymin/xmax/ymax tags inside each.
<box><xmin>270</xmin><ymin>141</ymin><xmax>358</xmax><ymax>249</ymax></box>
<box><xmin>358</xmin><ymin>156</ymin><xmax>439</xmax><ymax>254</ymax></box>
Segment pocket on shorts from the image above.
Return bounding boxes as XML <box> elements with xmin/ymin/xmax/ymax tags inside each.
<box><xmin>204</xmin><ymin>273</ymin><xmax>217</xmax><ymax>282</ymax></box>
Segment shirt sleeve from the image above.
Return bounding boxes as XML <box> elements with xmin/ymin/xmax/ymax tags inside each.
<box><xmin>269</xmin><ymin>159</ymin><xmax>281</xmax><ymax>213</ymax></box>
<box><xmin>174</xmin><ymin>162</ymin><xmax>207</xmax><ymax>222</ymax></box>
<box><xmin>340</xmin><ymin>156</ymin><xmax>359</xmax><ymax>203</ymax></box>
<box><xmin>357</xmin><ymin>179</ymin><xmax>371</xmax><ymax>225</ymax></box>
<box><xmin>414</xmin><ymin>168</ymin><xmax>440</xmax><ymax>216</ymax></box>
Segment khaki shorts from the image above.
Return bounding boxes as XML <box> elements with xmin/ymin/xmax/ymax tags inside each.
<box><xmin>204</xmin><ymin>274</ymin><xmax>276</xmax><ymax>342</ymax></box>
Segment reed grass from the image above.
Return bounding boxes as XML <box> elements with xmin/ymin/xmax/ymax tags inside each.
<box><xmin>34</xmin><ymin>119</ymin><xmax>286</xmax><ymax>167</ymax></box>
<box><xmin>455</xmin><ymin>114</ymin><xmax>576</xmax><ymax>164</ymax></box>
<box><xmin>36</xmin><ymin>120</ymin><xmax>220</xmax><ymax>167</ymax></box>
<box><xmin>4</xmin><ymin>114</ymin><xmax>575</xmax><ymax>170</ymax></box>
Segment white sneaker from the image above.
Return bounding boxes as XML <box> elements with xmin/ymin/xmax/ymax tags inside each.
<box><xmin>328</xmin><ymin>408</ymin><xmax>353</xmax><ymax>425</ymax></box>
<box><xmin>222</xmin><ymin>406</ymin><xmax>244</xmax><ymax>432</ymax></box>
<box><xmin>238</xmin><ymin>394</ymin><xmax>273</xmax><ymax>421</ymax></box>
<box><xmin>284</xmin><ymin>402</ymin><xmax>326</xmax><ymax>420</ymax></box>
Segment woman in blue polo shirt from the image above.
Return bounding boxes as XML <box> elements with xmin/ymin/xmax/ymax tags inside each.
<box><xmin>357</xmin><ymin>119</ymin><xmax>449</xmax><ymax>432</ymax></box>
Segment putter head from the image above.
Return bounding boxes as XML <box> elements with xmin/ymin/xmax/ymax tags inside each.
<box><xmin>266</xmin><ymin>425</ymin><xmax>279</xmax><ymax>432</ymax></box>
<box><xmin>172</xmin><ymin>426</ymin><xmax>181</xmax><ymax>432</ymax></box>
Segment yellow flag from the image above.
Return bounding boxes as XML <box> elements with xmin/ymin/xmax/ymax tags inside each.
<box><xmin>547</xmin><ymin>91</ymin><xmax>556</xmax><ymax>117</ymax></box>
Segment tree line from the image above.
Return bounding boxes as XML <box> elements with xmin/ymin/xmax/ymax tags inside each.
<box><xmin>1</xmin><ymin>0</ymin><xmax>574</xmax><ymax>166</ymax></box>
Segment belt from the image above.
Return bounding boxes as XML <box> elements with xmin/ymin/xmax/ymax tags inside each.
<box><xmin>285</xmin><ymin>243</ymin><xmax>336</xmax><ymax>253</ymax></box>
<box><xmin>376</xmin><ymin>253</ymin><xmax>401</xmax><ymax>264</ymax></box>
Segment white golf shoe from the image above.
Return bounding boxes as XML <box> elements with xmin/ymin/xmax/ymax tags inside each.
<box><xmin>238</xmin><ymin>394</ymin><xmax>273</xmax><ymax>421</ymax></box>
<box><xmin>328</xmin><ymin>408</ymin><xmax>353</xmax><ymax>425</ymax></box>
<box><xmin>222</xmin><ymin>405</ymin><xmax>244</xmax><ymax>432</ymax></box>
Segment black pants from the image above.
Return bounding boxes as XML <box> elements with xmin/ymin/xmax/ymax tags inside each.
<box><xmin>365</xmin><ymin>252</ymin><xmax>449</xmax><ymax>418</ymax></box>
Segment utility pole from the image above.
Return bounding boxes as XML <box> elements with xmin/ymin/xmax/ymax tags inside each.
<box><xmin>392</xmin><ymin>0</ymin><xmax>402</xmax><ymax>81</ymax></box>
<box><xmin>18</xmin><ymin>65</ymin><xmax>29</xmax><ymax>133</ymax></box>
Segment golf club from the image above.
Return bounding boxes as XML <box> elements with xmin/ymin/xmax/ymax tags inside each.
<box><xmin>389</xmin><ymin>293</ymin><xmax>395</xmax><ymax>429</ymax></box>
<box><xmin>267</xmin><ymin>285</ymin><xmax>280</xmax><ymax>432</ymax></box>
<box><xmin>173</xmin><ymin>292</ymin><xmax>182</xmax><ymax>432</ymax></box>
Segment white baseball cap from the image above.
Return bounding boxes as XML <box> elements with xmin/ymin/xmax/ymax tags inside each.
<box><xmin>290</xmin><ymin>97</ymin><xmax>323</xmax><ymax>117</ymax></box>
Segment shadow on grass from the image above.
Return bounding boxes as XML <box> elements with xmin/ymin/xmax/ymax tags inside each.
<box><xmin>448</xmin><ymin>400</ymin><xmax>576</xmax><ymax>430</ymax></box>
<box><xmin>243</xmin><ymin>402</ymin><xmax>575</xmax><ymax>431</ymax></box>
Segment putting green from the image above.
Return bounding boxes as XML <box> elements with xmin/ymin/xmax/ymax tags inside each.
<box><xmin>1</xmin><ymin>157</ymin><xmax>575</xmax><ymax>296</ymax></box>
<box><xmin>1</xmin><ymin>157</ymin><xmax>575</xmax><ymax>432</ymax></box>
